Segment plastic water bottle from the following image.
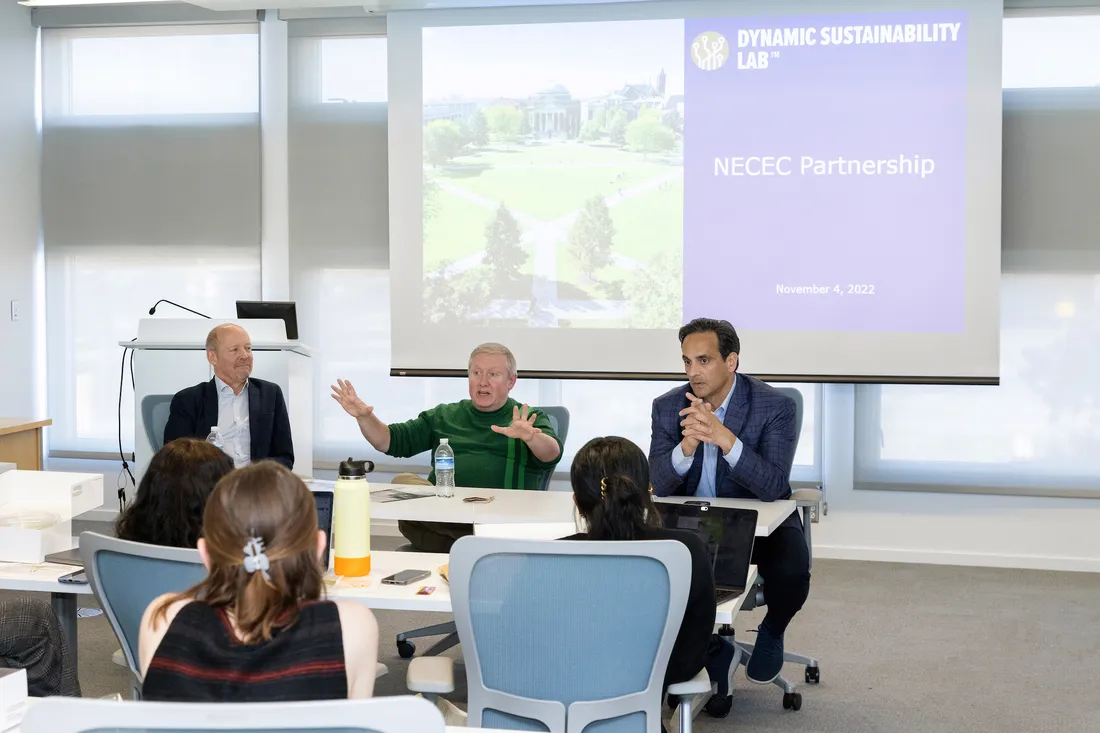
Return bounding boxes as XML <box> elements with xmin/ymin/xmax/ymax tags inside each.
<box><xmin>434</xmin><ymin>438</ymin><xmax>455</xmax><ymax>498</ymax></box>
<box><xmin>206</xmin><ymin>427</ymin><xmax>224</xmax><ymax>450</ymax></box>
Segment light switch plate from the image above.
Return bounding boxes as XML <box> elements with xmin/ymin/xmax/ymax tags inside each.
<box><xmin>9</xmin><ymin>300</ymin><xmax>19</xmax><ymax>322</ymax></box>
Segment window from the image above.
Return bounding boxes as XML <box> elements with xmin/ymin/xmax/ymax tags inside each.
<box><xmin>45</xmin><ymin>26</ymin><xmax>259</xmax><ymax>116</ymax></box>
<box><xmin>855</xmin><ymin>275</ymin><xmax>1100</xmax><ymax>492</ymax></box>
<box><xmin>45</xmin><ymin>249</ymin><xmax>260</xmax><ymax>453</ymax></box>
<box><xmin>852</xmin><ymin>15</ymin><xmax>1100</xmax><ymax>496</ymax></box>
<box><xmin>42</xmin><ymin>25</ymin><xmax>262</xmax><ymax>455</ymax></box>
<box><xmin>1002</xmin><ymin>16</ymin><xmax>1100</xmax><ymax>89</ymax></box>
<box><xmin>321</xmin><ymin>37</ymin><xmax>387</xmax><ymax>103</ymax></box>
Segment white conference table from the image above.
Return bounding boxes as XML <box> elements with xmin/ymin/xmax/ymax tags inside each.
<box><xmin>326</xmin><ymin>482</ymin><xmax>798</xmax><ymax>537</ymax></box>
<box><xmin>0</xmin><ymin>548</ymin><xmax>757</xmax><ymax>675</ymax></box>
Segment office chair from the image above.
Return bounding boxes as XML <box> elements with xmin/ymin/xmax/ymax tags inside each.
<box><xmin>392</xmin><ymin>405</ymin><xmax>570</xmax><ymax>659</ymax></box>
<box><xmin>721</xmin><ymin>387</ymin><xmax>821</xmax><ymax>711</ymax></box>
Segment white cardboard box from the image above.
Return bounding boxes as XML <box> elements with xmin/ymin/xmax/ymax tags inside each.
<box><xmin>0</xmin><ymin>471</ymin><xmax>104</xmax><ymax>563</ymax></box>
<box><xmin>0</xmin><ymin>463</ymin><xmax>14</xmax><ymax>476</ymax></box>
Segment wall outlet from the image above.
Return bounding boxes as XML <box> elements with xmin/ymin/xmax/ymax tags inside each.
<box><xmin>9</xmin><ymin>300</ymin><xmax>19</xmax><ymax>322</ymax></box>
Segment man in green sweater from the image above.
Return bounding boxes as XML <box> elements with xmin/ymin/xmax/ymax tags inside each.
<box><xmin>331</xmin><ymin>342</ymin><xmax>563</xmax><ymax>551</ymax></box>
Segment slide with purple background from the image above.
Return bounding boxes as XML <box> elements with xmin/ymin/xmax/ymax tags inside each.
<box><xmin>683</xmin><ymin>11</ymin><xmax>968</xmax><ymax>333</ymax></box>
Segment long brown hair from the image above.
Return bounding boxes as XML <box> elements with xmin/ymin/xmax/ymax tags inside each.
<box><xmin>154</xmin><ymin>462</ymin><xmax>324</xmax><ymax>643</ymax></box>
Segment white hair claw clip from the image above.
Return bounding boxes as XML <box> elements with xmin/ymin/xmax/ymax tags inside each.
<box><xmin>242</xmin><ymin>535</ymin><xmax>271</xmax><ymax>582</ymax></box>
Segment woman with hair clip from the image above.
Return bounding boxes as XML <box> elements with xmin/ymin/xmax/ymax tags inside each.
<box><xmin>564</xmin><ymin>436</ymin><xmax>738</xmax><ymax>719</ymax></box>
<box><xmin>137</xmin><ymin>462</ymin><xmax>380</xmax><ymax>701</ymax></box>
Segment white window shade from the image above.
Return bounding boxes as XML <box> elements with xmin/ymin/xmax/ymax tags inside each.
<box><xmin>853</xmin><ymin>15</ymin><xmax>1100</xmax><ymax>497</ymax></box>
<box><xmin>42</xmin><ymin>25</ymin><xmax>261</xmax><ymax>455</ymax></box>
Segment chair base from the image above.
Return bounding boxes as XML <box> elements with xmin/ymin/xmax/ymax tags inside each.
<box><xmin>396</xmin><ymin>623</ymin><xmax>460</xmax><ymax>658</ymax></box>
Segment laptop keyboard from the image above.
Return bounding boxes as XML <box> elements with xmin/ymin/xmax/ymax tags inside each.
<box><xmin>716</xmin><ymin>588</ymin><xmax>743</xmax><ymax>605</ymax></box>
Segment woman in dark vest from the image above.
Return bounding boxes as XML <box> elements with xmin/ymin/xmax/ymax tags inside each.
<box><xmin>137</xmin><ymin>461</ymin><xmax>379</xmax><ymax>701</ymax></box>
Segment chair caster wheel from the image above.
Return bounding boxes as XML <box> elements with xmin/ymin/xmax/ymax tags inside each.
<box><xmin>397</xmin><ymin>640</ymin><xmax>416</xmax><ymax>659</ymax></box>
<box><xmin>783</xmin><ymin>692</ymin><xmax>802</xmax><ymax>711</ymax></box>
<box><xmin>805</xmin><ymin>666</ymin><xmax>820</xmax><ymax>684</ymax></box>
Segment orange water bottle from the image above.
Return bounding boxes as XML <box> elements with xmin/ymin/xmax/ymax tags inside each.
<box><xmin>334</xmin><ymin>458</ymin><xmax>373</xmax><ymax>577</ymax></box>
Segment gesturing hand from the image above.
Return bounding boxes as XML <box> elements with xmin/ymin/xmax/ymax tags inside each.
<box><xmin>679</xmin><ymin>392</ymin><xmax>736</xmax><ymax>455</ymax></box>
<box><xmin>490</xmin><ymin>404</ymin><xmax>543</xmax><ymax>442</ymax></box>
<box><xmin>330</xmin><ymin>379</ymin><xmax>374</xmax><ymax>419</ymax></box>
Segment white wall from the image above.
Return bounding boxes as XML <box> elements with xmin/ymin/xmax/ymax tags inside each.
<box><xmin>0</xmin><ymin>3</ymin><xmax>40</xmax><ymax>418</ymax></box>
<box><xmin>815</xmin><ymin>385</ymin><xmax>1100</xmax><ymax>573</ymax></box>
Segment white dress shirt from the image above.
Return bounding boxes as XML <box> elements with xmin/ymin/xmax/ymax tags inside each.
<box><xmin>670</xmin><ymin>375</ymin><xmax>744</xmax><ymax>497</ymax></box>
<box><xmin>215</xmin><ymin>376</ymin><xmax>251</xmax><ymax>468</ymax></box>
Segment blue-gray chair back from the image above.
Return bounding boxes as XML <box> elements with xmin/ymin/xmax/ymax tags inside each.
<box><xmin>450</xmin><ymin>536</ymin><xmax>691</xmax><ymax>733</ymax></box>
<box><xmin>79</xmin><ymin>532</ymin><xmax>207</xmax><ymax>689</ymax></box>
<box><xmin>141</xmin><ymin>394</ymin><xmax>175</xmax><ymax>452</ymax></box>
<box><xmin>21</xmin><ymin>695</ymin><xmax>446</xmax><ymax>733</ymax></box>
<box><xmin>773</xmin><ymin>387</ymin><xmax>804</xmax><ymax>447</ymax></box>
<box><xmin>534</xmin><ymin>406</ymin><xmax>569</xmax><ymax>491</ymax></box>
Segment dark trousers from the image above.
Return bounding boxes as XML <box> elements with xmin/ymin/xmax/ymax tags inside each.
<box><xmin>750</xmin><ymin>524</ymin><xmax>811</xmax><ymax>634</ymax></box>
<box><xmin>398</xmin><ymin>520</ymin><xmax>474</xmax><ymax>553</ymax></box>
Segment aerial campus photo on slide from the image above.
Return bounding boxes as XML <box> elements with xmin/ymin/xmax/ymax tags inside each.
<box><xmin>420</xmin><ymin>10</ymin><xmax>967</xmax><ymax>332</ymax></box>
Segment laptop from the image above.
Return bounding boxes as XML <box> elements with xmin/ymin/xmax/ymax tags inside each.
<box><xmin>312</xmin><ymin>487</ymin><xmax>335</xmax><ymax>572</ymax></box>
<box><xmin>657</xmin><ymin>504</ymin><xmax>757</xmax><ymax>606</ymax></box>
<box><xmin>45</xmin><ymin>547</ymin><xmax>84</xmax><ymax>567</ymax></box>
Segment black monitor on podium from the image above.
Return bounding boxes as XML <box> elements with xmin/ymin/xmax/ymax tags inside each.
<box><xmin>235</xmin><ymin>300</ymin><xmax>299</xmax><ymax>341</ymax></box>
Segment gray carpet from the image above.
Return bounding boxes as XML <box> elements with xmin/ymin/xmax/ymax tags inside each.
<box><xmin>7</xmin><ymin>535</ymin><xmax>1099</xmax><ymax>732</ymax></box>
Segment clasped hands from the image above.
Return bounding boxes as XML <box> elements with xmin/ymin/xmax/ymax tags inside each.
<box><xmin>679</xmin><ymin>393</ymin><xmax>737</xmax><ymax>456</ymax></box>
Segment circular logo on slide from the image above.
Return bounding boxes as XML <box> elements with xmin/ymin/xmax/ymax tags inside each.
<box><xmin>691</xmin><ymin>31</ymin><xmax>729</xmax><ymax>71</ymax></box>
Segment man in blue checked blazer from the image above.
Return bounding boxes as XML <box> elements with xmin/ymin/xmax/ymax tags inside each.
<box><xmin>650</xmin><ymin>318</ymin><xmax>810</xmax><ymax>701</ymax></box>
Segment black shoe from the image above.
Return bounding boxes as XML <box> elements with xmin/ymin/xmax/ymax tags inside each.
<box><xmin>703</xmin><ymin>634</ymin><xmax>736</xmax><ymax>697</ymax></box>
<box><xmin>703</xmin><ymin>693</ymin><xmax>733</xmax><ymax>718</ymax></box>
<box><xmin>746</xmin><ymin>621</ymin><xmax>784</xmax><ymax>684</ymax></box>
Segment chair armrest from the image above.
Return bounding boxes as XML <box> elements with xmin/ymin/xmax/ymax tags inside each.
<box><xmin>666</xmin><ymin>668</ymin><xmax>712</xmax><ymax>697</ymax></box>
<box><xmin>407</xmin><ymin>656</ymin><xmax>455</xmax><ymax>694</ymax></box>
<box><xmin>791</xmin><ymin>488</ymin><xmax>822</xmax><ymax>506</ymax></box>
<box><xmin>375</xmin><ymin>663</ymin><xmax>389</xmax><ymax>679</ymax></box>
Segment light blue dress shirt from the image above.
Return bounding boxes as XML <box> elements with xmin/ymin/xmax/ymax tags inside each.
<box><xmin>670</xmin><ymin>374</ymin><xmax>744</xmax><ymax>497</ymax></box>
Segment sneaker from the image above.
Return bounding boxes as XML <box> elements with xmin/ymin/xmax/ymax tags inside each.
<box><xmin>703</xmin><ymin>634</ymin><xmax>736</xmax><ymax>697</ymax></box>
<box><xmin>745</xmin><ymin>621</ymin><xmax>784</xmax><ymax>684</ymax></box>
<box><xmin>703</xmin><ymin>693</ymin><xmax>733</xmax><ymax>718</ymax></box>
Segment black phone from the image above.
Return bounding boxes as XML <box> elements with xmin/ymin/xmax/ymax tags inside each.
<box><xmin>382</xmin><ymin>569</ymin><xmax>431</xmax><ymax>586</ymax></box>
<box><xmin>684</xmin><ymin>500</ymin><xmax>711</xmax><ymax>507</ymax></box>
<box><xmin>58</xmin><ymin>569</ymin><xmax>88</xmax><ymax>585</ymax></box>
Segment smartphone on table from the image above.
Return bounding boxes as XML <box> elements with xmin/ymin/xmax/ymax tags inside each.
<box><xmin>58</xmin><ymin>570</ymin><xmax>88</xmax><ymax>585</ymax></box>
<box><xmin>381</xmin><ymin>569</ymin><xmax>431</xmax><ymax>586</ymax></box>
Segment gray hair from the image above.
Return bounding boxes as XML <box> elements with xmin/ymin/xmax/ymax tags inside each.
<box><xmin>468</xmin><ymin>342</ymin><xmax>517</xmax><ymax>377</ymax></box>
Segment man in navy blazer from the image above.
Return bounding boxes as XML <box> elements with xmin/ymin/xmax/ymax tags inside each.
<box><xmin>650</xmin><ymin>318</ymin><xmax>810</xmax><ymax>698</ymax></box>
<box><xmin>163</xmin><ymin>324</ymin><xmax>294</xmax><ymax>470</ymax></box>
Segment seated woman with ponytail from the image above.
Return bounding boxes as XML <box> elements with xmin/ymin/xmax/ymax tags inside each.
<box><xmin>564</xmin><ymin>436</ymin><xmax>739</xmax><ymax>718</ymax></box>
<box><xmin>136</xmin><ymin>462</ymin><xmax>380</xmax><ymax>701</ymax></box>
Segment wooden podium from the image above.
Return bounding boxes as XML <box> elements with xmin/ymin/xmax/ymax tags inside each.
<box><xmin>122</xmin><ymin>318</ymin><xmax>314</xmax><ymax>483</ymax></box>
<box><xmin>0</xmin><ymin>418</ymin><xmax>52</xmax><ymax>470</ymax></box>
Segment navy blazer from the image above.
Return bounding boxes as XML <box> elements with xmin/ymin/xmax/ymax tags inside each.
<box><xmin>163</xmin><ymin>377</ymin><xmax>294</xmax><ymax>470</ymax></box>
<box><xmin>649</xmin><ymin>374</ymin><xmax>798</xmax><ymax>524</ymax></box>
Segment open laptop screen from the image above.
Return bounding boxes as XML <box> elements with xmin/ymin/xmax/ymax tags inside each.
<box><xmin>656</xmin><ymin>504</ymin><xmax>757</xmax><ymax>590</ymax></box>
<box><xmin>312</xmin><ymin>489</ymin><xmax>334</xmax><ymax>572</ymax></box>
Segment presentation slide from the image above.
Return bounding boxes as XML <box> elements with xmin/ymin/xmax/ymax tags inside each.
<box><xmin>388</xmin><ymin>1</ymin><xmax>1001</xmax><ymax>380</ymax></box>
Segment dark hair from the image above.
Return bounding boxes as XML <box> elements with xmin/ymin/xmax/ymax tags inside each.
<box><xmin>155</xmin><ymin>462</ymin><xmax>323</xmax><ymax>644</ymax></box>
<box><xmin>115</xmin><ymin>438</ymin><xmax>234</xmax><ymax>548</ymax></box>
<box><xmin>570</xmin><ymin>436</ymin><xmax>661</xmax><ymax>541</ymax></box>
<box><xmin>678</xmin><ymin>318</ymin><xmax>740</xmax><ymax>360</ymax></box>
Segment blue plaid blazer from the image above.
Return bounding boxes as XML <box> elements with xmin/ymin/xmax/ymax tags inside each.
<box><xmin>649</xmin><ymin>374</ymin><xmax>798</xmax><ymax>511</ymax></box>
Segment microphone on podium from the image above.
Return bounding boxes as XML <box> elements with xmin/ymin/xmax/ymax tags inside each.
<box><xmin>148</xmin><ymin>300</ymin><xmax>212</xmax><ymax>318</ymax></box>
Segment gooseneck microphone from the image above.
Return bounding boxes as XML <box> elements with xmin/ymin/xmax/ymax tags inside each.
<box><xmin>148</xmin><ymin>300</ymin><xmax>212</xmax><ymax>318</ymax></box>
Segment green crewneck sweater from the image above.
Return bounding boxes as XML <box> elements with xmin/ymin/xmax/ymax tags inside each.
<box><xmin>386</xmin><ymin>398</ymin><xmax>561</xmax><ymax>490</ymax></box>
